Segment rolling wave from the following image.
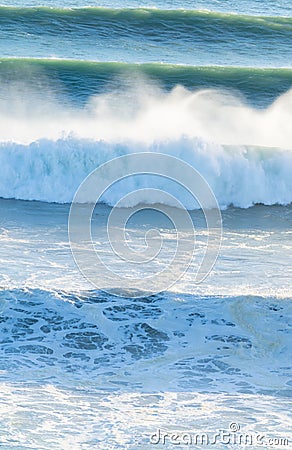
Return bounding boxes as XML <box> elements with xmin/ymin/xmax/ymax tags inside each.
<box><xmin>0</xmin><ymin>80</ymin><xmax>291</xmax><ymax>207</ymax></box>
<box><xmin>0</xmin><ymin>7</ymin><xmax>290</xmax><ymax>66</ymax></box>
<box><xmin>0</xmin><ymin>0</ymin><xmax>291</xmax><ymax>17</ymax></box>
<box><xmin>0</xmin><ymin>6</ymin><xmax>291</xmax><ymax>28</ymax></box>
<box><xmin>0</xmin><ymin>4</ymin><xmax>291</xmax><ymax>208</ymax></box>
<box><xmin>1</xmin><ymin>6</ymin><xmax>290</xmax><ymax>38</ymax></box>
<box><xmin>1</xmin><ymin>58</ymin><xmax>291</xmax><ymax>107</ymax></box>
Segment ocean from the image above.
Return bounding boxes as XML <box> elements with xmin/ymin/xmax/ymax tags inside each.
<box><xmin>0</xmin><ymin>0</ymin><xmax>291</xmax><ymax>448</ymax></box>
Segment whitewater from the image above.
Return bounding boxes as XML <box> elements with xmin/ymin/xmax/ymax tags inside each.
<box><xmin>0</xmin><ymin>82</ymin><xmax>292</xmax><ymax>208</ymax></box>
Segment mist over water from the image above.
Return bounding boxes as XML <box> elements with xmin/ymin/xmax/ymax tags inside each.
<box><xmin>1</xmin><ymin>78</ymin><xmax>292</xmax><ymax>146</ymax></box>
<box><xmin>0</xmin><ymin>79</ymin><xmax>291</xmax><ymax>207</ymax></box>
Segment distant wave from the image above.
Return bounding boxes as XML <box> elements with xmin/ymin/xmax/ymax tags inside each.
<box><xmin>0</xmin><ymin>82</ymin><xmax>291</xmax><ymax>208</ymax></box>
<box><xmin>2</xmin><ymin>58</ymin><xmax>292</xmax><ymax>76</ymax></box>
<box><xmin>0</xmin><ymin>6</ymin><xmax>291</xmax><ymax>27</ymax></box>
<box><xmin>0</xmin><ymin>6</ymin><xmax>290</xmax><ymax>68</ymax></box>
<box><xmin>0</xmin><ymin>6</ymin><xmax>290</xmax><ymax>41</ymax></box>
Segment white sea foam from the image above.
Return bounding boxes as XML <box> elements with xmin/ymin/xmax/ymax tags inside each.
<box><xmin>0</xmin><ymin>82</ymin><xmax>291</xmax><ymax>207</ymax></box>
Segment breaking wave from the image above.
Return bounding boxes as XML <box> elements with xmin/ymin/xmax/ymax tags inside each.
<box><xmin>0</xmin><ymin>82</ymin><xmax>291</xmax><ymax>208</ymax></box>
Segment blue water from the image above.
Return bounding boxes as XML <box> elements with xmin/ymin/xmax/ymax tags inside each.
<box><xmin>0</xmin><ymin>0</ymin><xmax>291</xmax><ymax>448</ymax></box>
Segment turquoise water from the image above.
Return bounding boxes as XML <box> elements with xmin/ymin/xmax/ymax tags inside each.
<box><xmin>0</xmin><ymin>0</ymin><xmax>291</xmax><ymax>448</ymax></box>
<box><xmin>0</xmin><ymin>7</ymin><xmax>291</xmax><ymax>66</ymax></box>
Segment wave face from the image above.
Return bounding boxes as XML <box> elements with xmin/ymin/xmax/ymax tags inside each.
<box><xmin>1</xmin><ymin>59</ymin><xmax>292</xmax><ymax>108</ymax></box>
<box><xmin>0</xmin><ymin>7</ymin><xmax>291</xmax><ymax>66</ymax></box>
<box><xmin>0</xmin><ymin>82</ymin><xmax>291</xmax><ymax>208</ymax></box>
<box><xmin>1</xmin><ymin>5</ymin><xmax>291</xmax><ymax>25</ymax></box>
